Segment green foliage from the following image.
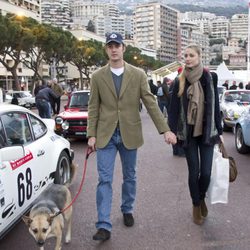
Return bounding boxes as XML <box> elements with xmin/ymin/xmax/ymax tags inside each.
<box><xmin>0</xmin><ymin>13</ymin><xmax>164</xmax><ymax>89</ymax></box>
<box><xmin>124</xmin><ymin>45</ymin><xmax>164</xmax><ymax>71</ymax></box>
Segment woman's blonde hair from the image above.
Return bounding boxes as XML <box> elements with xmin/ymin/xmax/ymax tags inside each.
<box><xmin>178</xmin><ymin>44</ymin><xmax>202</xmax><ymax>96</ymax></box>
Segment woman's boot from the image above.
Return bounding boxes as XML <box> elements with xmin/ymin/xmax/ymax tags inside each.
<box><xmin>200</xmin><ymin>199</ymin><xmax>208</xmax><ymax>217</ymax></box>
<box><xmin>193</xmin><ymin>205</ymin><xmax>204</xmax><ymax>225</ymax></box>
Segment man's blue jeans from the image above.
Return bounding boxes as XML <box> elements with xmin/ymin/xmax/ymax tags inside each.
<box><xmin>96</xmin><ymin>128</ymin><xmax>137</xmax><ymax>231</ymax></box>
<box><xmin>184</xmin><ymin>136</ymin><xmax>214</xmax><ymax>206</ymax></box>
<box><xmin>36</xmin><ymin>99</ymin><xmax>51</xmax><ymax>118</ymax></box>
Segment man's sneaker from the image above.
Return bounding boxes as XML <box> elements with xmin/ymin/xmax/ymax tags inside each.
<box><xmin>93</xmin><ymin>228</ymin><xmax>111</xmax><ymax>241</ymax></box>
<box><xmin>123</xmin><ymin>213</ymin><xmax>134</xmax><ymax>227</ymax></box>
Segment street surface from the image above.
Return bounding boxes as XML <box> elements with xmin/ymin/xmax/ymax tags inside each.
<box><xmin>0</xmin><ymin>105</ymin><xmax>250</xmax><ymax>250</ymax></box>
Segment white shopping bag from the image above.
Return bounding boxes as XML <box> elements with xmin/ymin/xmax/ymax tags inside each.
<box><xmin>207</xmin><ymin>145</ymin><xmax>229</xmax><ymax>204</ymax></box>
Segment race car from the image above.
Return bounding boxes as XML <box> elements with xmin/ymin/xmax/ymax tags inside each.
<box><xmin>0</xmin><ymin>104</ymin><xmax>74</xmax><ymax>239</ymax></box>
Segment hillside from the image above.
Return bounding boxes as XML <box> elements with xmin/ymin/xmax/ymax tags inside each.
<box><xmin>169</xmin><ymin>4</ymin><xmax>248</xmax><ymax>18</ymax></box>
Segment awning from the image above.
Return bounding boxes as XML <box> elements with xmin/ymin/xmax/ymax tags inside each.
<box><xmin>151</xmin><ymin>61</ymin><xmax>184</xmax><ymax>77</ymax></box>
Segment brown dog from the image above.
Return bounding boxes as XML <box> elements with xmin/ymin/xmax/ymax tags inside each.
<box><xmin>23</xmin><ymin>184</ymin><xmax>72</xmax><ymax>250</ymax></box>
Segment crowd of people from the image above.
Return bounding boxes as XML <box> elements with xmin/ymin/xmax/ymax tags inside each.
<box><xmin>222</xmin><ymin>79</ymin><xmax>250</xmax><ymax>90</ymax></box>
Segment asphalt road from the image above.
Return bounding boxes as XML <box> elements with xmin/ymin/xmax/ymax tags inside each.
<box><xmin>0</xmin><ymin>106</ymin><xmax>250</xmax><ymax>250</ymax></box>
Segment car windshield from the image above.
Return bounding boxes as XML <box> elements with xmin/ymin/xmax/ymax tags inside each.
<box><xmin>69</xmin><ymin>92</ymin><xmax>89</xmax><ymax>108</ymax></box>
<box><xmin>217</xmin><ymin>86</ymin><xmax>225</xmax><ymax>95</ymax></box>
<box><xmin>224</xmin><ymin>91</ymin><xmax>250</xmax><ymax>103</ymax></box>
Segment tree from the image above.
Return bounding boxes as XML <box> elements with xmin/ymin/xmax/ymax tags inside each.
<box><xmin>68</xmin><ymin>39</ymin><xmax>107</xmax><ymax>89</ymax></box>
<box><xmin>0</xmin><ymin>14</ymin><xmax>36</xmax><ymax>90</ymax></box>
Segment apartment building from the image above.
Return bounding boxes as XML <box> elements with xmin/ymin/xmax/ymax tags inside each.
<box><xmin>211</xmin><ymin>17</ymin><xmax>230</xmax><ymax>40</ymax></box>
<box><xmin>41</xmin><ymin>0</ymin><xmax>71</xmax><ymax>29</ymax></box>
<box><xmin>180</xmin><ymin>21</ymin><xmax>210</xmax><ymax>66</ymax></box>
<box><xmin>230</xmin><ymin>14</ymin><xmax>248</xmax><ymax>40</ymax></box>
<box><xmin>0</xmin><ymin>0</ymin><xmax>41</xmax><ymax>21</ymax></box>
<box><xmin>94</xmin><ymin>15</ymin><xmax>125</xmax><ymax>38</ymax></box>
<box><xmin>134</xmin><ymin>2</ymin><xmax>178</xmax><ymax>64</ymax></box>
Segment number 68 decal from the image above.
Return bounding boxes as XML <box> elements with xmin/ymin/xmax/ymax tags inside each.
<box><xmin>17</xmin><ymin>168</ymin><xmax>32</xmax><ymax>207</ymax></box>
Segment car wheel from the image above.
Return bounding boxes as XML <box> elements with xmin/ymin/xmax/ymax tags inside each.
<box><xmin>54</xmin><ymin>151</ymin><xmax>71</xmax><ymax>184</ymax></box>
<box><xmin>235</xmin><ymin>125</ymin><xmax>250</xmax><ymax>154</ymax></box>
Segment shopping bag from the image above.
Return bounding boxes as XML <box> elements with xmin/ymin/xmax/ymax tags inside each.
<box><xmin>207</xmin><ymin>145</ymin><xmax>229</xmax><ymax>204</ymax></box>
<box><xmin>219</xmin><ymin>142</ymin><xmax>237</xmax><ymax>182</ymax></box>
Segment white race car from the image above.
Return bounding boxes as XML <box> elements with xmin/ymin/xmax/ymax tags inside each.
<box><xmin>0</xmin><ymin>104</ymin><xmax>74</xmax><ymax>239</ymax></box>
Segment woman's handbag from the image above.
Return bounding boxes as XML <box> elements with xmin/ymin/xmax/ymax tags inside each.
<box><xmin>207</xmin><ymin>145</ymin><xmax>229</xmax><ymax>204</ymax></box>
<box><xmin>219</xmin><ymin>142</ymin><xmax>238</xmax><ymax>182</ymax></box>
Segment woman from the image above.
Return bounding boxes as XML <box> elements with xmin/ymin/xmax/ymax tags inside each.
<box><xmin>168</xmin><ymin>44</ymin><xmax>223</xmax><ymax>225</ymax></box>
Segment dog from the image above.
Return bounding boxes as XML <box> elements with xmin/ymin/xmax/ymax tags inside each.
<box><xmin>23</xmin><ymin>184</ymin><xmax>72</xmax><ymax>250</ymax></box>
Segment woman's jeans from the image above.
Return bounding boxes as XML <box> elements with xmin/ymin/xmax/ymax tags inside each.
<box><xmin>184</xmin><ymin>136</ymin><xmax>214</xmax><ymax>206</ymax></box>
<box><xmin>96</xmin><ymin>128</ymin><xmax>137</xmax><ymax>231</ymax></box>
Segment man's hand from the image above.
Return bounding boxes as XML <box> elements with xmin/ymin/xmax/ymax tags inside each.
<box><xmin>164</xmin><ymin>131</ymin><xmax>177</xmax><ymax>145</ymax></box>
<box><xmin>88</xmin><ymin>137</ymin><xmax>96</xmax><ymax>151</ymax></box>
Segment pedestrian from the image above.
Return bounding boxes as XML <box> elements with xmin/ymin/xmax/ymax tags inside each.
<box><xmin>11</xmin><ymin>94</ymin><xmax>19</xmax><ymax>105</ymax></box>
<box><xmin>168</xmin><ymin>67</ymin><xmax>185</xmax><ymax>157</ymax></box>
<box><xmin>229</xmin><ymin>80</ymin><xmax>237</xmax><ymax>90</ymax></box>
<box><xmin>148</xmin><ymin>79</ymin><xmax>158</xmax><ymax>95</ymax></box>
<box><xmin>222</xmin><ymin>80</ymin><xmax>229</xmax><ymax>90</ymax></box>
<box><xmin>238</xmin><ymin>82</ymin><xmax>244</xmax><ymax>89</ymax></box>
<box><xmin>34</xmin><ymin>80</ymin><xmax>45</xmax><ymax>96</ymax></box>
<box><xmin>51</xmin><ymin>78</ymin><xmax>64</xmax><ymax>115</ymax></box>
<box><xmin>168</xmin><ymin>44</ymin><xmax>223</xmax><ymax>225</ymax></box>
<box><xmin>87</xmin><ymin>32</ymin><xmax>177</xmax><ymax>241</ymax></box>
<box><xmin>157</xmin><ymin>77</ymin><xmax>170</xmax><ymax>117</ymax></box>
<box><xmin>35</xmin><ymin>85</ymin><xmax>58</xmax><ymax>118</ymax></box>
<box><xmin>246</xmin><ymin>81</ymin><xmax>250</xmax><ymax>90</ymax></box>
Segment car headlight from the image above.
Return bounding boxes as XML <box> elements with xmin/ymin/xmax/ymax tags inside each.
<box><xmin>62</xmin><ymin>121</ymin><xmax>69</xmax><ymax>130</ymax></box>
<box><xmin>55</xmin><ymin>117</ymin><xmax>63</xmax><ymax>124</ymax></box>
<box><xmin>226</xmin><ymin>109</ymin><xmax>234</xmax><ymax>119</ymax></box>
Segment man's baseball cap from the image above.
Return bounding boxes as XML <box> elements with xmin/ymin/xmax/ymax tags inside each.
<box><xmin>106</xmin><ymin>32</ymin><xmax>124</xmax><ymax>45</ymax></box>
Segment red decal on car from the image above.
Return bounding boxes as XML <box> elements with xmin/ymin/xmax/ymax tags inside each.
<box><xmin>10</xmin><ymin>151</ymin><xmax>33</xmax><ymax>170</ymax></box>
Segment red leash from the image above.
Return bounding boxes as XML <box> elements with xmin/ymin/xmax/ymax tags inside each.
<box><xmin>53</xmin><ymin>147</ymin><xmax>94</xmax><ymax>217</ymax></box>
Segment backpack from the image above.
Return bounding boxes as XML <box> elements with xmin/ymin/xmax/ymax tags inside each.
<box><xmin>157</xmin><ymin>86</ymin><xmax>164</xmax><ymax>96</ymax></box>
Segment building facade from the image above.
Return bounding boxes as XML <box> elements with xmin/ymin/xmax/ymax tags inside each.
<box><xmin>41</xmin><ymin>0</ymin><xmax>72</xmax><ymax>29</ymax></box>
<box><xmin>134</xmin><ymin>2</ymin><xmax>179</xmax><ymax>64</ymax></box>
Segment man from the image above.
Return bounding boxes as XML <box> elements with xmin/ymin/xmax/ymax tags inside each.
<box><xmin>157</xmin><ymin>77</ymin><xmax>170</xmax><ymax>117</ymax></box>
<box><xmin>51</xmin><ymin>78</ymin><xmax>64</xmax><ymax>115</ymax></box>
<box><xmin>229</xmin><ymin>80</ymin><xmax>237</xmax><ymax>90</ymax></box>
<box><xmin>87</xmin><ymin>32</ymin><xmax>176</xmax><ymax>241</ymax></box>
<box><xmin>35</xmin><ymin>85</ymin><xmax>58</xmax><ymax>118</ymax></box>
<box><xmin>245</xmin><ymin>81</ymin><xmax>250</xmax><ymax>90</ymax></box>
<box><xmin>222</xmin><ymin>80</ymin><xmax>229</xmax><ymax>90</ymax></box>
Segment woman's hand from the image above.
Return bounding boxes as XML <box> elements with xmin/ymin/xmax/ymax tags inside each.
<box><xmin>164</xmin><ymin>131</ymin><xmax>177</xmax><ymax>145</ymax></box>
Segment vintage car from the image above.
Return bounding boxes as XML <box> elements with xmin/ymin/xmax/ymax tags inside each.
<box><xmin>235</xmin><ymin>109</ymin><xmax>250</xmax><ymax>154</ymax></box>
<box><xmin>6</xmin><ymin>91</ymin><xmax>36</xmax><ymax>108</ymax></box>
<box><xmin>0</xmin><ymin>104</ymin><xmax>74</xmax><ymax>239</ymax></box>
<box><xmin>55</xmin><ymin>90</ymin><xmax>89</xmax><ymax>138</ymax></box>
<box><xmin>220</xmin><ymin>90</ymin><xmax>250</xmax><ymax>131</ymax></box>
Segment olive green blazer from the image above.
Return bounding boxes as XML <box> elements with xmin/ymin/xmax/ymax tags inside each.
<box><xmin>87</xmin><ymin>62</ymin><xmax>170</xmax><ymax>149</ymax></box>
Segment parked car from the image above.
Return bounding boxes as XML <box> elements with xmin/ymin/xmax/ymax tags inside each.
<box><xmin>235</xmin><ymin>109</ymin><xmax>250</xmax><ymax>154</ymax></box>
<box><xmin>0</xmin><ymin>104</ymin><xmax>74</xmax><ymax>239</ymax></box>
<box><xmin>220</xmin><ymin>90</ymin><xmax>250</xmax><ymax>131</ymax></box>
<box><xmin>6</xmin><ymin>91</ymin><xmax>35</xmax><ymax>108</ymax></box>
<box><xmin>55</xmin><ymin>90</ymin><xmax>89</xmax><ymax>138</ymax></box>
